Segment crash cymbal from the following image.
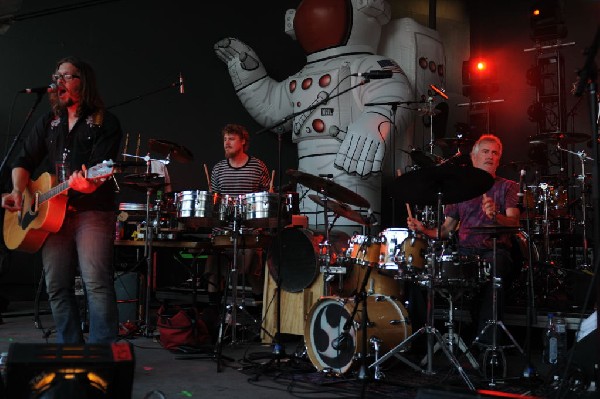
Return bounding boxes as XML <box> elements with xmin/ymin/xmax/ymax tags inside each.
<box><xmin>469</xmin><ymin>224</ymin><xmax>521</xmax><ymax>235</ymax></box>
<box><xmin>434</xmin><ymin>137</ymin><xmax>475</xmax><ymax>148</ymax></box>
<box><xmin>393</xmin><ymin>165</ymin><xmax>494</xmax><ymax>205</ymax></box>
<box><xmin>148</xmin><ymin>139</ymin><xmax>194</xmax><ymax>163</ymax></box>
<box><xmin>528</xmin><ymin>132</ymin><xmax>591</xmax><ymax>145</ymax></box>
<box><xmin>308</xmin><ymin>194</ymin><xmax>369</xmax><ymax>225</ymax></box>
<box><xmin>286</xmin><ymin>169</ymin><xmax>370</xmax><ymax>208</ymax></box>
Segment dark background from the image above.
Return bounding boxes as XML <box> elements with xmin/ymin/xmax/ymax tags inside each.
<box><xmin>0</xmin><ymin>0</ymin><xmax>597</xmax><ymax>299</ymax></box>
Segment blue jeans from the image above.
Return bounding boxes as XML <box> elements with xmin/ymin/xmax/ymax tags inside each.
<box><xmin>43</xmin><ymin>210</ymin><xmax>117</xmax><ymax>343</ymax></box>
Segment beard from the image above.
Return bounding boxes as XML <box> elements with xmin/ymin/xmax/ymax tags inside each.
<box><xmin>224</xmin><ymin>148</ymin><xmax>239</xmax><ymax>159</ymax></box>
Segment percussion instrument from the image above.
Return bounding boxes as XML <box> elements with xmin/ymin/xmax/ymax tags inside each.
<box><xmin>286</xmin><ymin>169</ymin><xmax>370</xmax><ymax>208</ymax></box>
<box><xmin>266</xmin><ymin>228</ymin><xmax>349</xmax><ymax>293</ymax></box>
<box><xmin>432</xmin><ymin>253</ymin><xmax>488</xmax><ymax>287</ymax></box>
<box><xmin>174</xmin><ymin>190</ymin><xmax>222</xmax><ymax>228</ymax></box>
<box><xmin>211</xmin><ymin>228</ymin><xmax>271</xmax><ymax>249</ymax></box>
<box><xmin>304</xmin><ymin>295</ymin><xmax>411</xmax><ymax>374</ymax></box>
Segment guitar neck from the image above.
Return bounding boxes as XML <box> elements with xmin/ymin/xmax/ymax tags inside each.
<box><xmin>37</xmin><ymin>180</ymin><xmax>71</xmax><ymax>205</ymax></box>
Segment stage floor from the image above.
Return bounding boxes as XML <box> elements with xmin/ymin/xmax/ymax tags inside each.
<box><xmin>1</xmin><ymin>300</ymin><xmax>596</xmax><ymax>399</ymax></box>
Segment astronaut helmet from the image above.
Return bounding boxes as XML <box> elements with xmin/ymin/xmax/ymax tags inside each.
<box><xmin>285</xmin><ymin>0</ymin><xmax>391</xmax><ymax>55</ymax></box>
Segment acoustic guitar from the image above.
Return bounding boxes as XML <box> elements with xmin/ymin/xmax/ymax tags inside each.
<box><xmin>3</xmin><ymin>160</ymin><xmax>115</xmax><ymax>253</ymax></box>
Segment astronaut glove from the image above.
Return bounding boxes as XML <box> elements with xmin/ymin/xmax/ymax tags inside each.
<box><xmin>214</xmin><ymin>37</ymin><xmax>267</xmax><ymax>91</ymax></box>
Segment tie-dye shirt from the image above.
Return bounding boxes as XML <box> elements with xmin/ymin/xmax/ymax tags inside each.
<box><xmin>444</xmin><ymin>177</ymin><xmax>519</xmax><ymax>249</ymax></box>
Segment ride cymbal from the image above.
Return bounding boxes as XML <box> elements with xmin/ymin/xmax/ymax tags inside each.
<box><xmin>286</xmin><ymin>169</ymin><xmax>370</xmax><ymax>208</ymax></box>
<box><xmin>393</xmin><ymin>165</ymin><xmax>494</xmax><ymax>205</ymax></box>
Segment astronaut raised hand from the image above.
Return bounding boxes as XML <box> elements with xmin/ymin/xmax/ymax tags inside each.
<box><xmin>214</xmin><ymin>38</ymin><xmax>266</xmax><ymax>92</ymax></box>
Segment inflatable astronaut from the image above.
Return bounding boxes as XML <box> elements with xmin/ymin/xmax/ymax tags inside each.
<box><xmin>214</xmin><ymin>0</ymin><xmax>414</xmax><ymax>235</ymax></box>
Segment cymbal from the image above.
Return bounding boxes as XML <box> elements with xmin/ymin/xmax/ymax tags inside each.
<box><xmin>393</xmin><ymin>165</ymin><xmax>494</xmax><ymax>205</ymax></box>
<box><xmin>528</xmin><ymin>132</ymin><xmax>591</xmax><ymax>145</ymax></box>
<box><xmin>148</xmin><ymin>139</ymin><xmax>194</xmax><ymax>163</ymax></box>
<box><xmin>409</xmin><ymin>149</ymin><xmax>438</xmax><ymax>168</ymax></box>
<box><xmin>286</xmin><ymin>169</ymin><xmax>370</xmax><ymax>208</ymax></box>
<box><xmin>434</xmin><ymin>137</ymin><xmax>475</xmax><ymax>148</ymax></box>
<box><xmin>122</xmin><ymin>173</ymin><xmax>166</xmax><ymax>190</ymax></box>
<box><xmin>308</xmin><ymin>194</ymin><xmax>370</xmax><ymax>225</ymax></box>
<box><xmin>469</xmin><ymin>224</ymin><xmax>521</xmax><ymax>235</ymax></box>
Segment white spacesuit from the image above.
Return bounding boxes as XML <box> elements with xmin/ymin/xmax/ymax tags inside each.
<box><xmin>214</xmin><ymin>0</ymin><xmax>415</xmax><ymax>235</ymax></box>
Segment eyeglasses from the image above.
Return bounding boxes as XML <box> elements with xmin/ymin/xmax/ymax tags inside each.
<box><xmin>51</xmin><ymin>73</ymin><xmax>80</xmax><ymax>82</ymax></box>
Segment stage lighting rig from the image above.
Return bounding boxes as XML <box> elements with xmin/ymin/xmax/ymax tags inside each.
<box><xmin>529</xmin><ymin>0</ymin><xmax>567</xmax><ymax>41</ymax></box>
<box><xmin>462</xmin><ymin>57</ymin><xmax>499</xmax><ymax>98</ymax></box>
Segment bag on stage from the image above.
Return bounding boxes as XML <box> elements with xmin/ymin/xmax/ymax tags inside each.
<box><xmin>156</xmin><ymin>305</ymin><xmax>211</xmax><ymax>350</ymax></box>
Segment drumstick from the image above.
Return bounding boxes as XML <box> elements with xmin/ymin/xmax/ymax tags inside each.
<box><xmin>397</xmin><ymin>168</ymin><xmax>414</xmax><ymax>219</ymax></box>
<box><xmin>203</xmin><ymin>163</ymin><xmax>211</xmax><ymax>190</ymax></box>
<box><xmin>269</xmin><ymin>170</ymin><xmax>275</xmax><ymax>192</ymax></box>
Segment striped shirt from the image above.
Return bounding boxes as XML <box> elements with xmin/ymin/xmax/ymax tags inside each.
<box><xmin>210</xmin><ymin>156</ymin><xmax>270</xmax><ymax>196</ymax></box>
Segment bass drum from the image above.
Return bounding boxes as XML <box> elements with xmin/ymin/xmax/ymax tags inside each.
<box><xmin>304</xmin><ymin>296</ymin><xmax>411</xmax><ymax>374</ymax></box>
<box><xmin>266</xmin><ymin>228</ymin><xmax>349</xmax><ymax>293</ymax></box>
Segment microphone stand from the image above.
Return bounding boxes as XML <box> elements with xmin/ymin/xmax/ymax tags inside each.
<box><xmin>254</xmin><ymin>77</ymin><xmax>378</xmax><ymax>360</ymax></box>
<box><xmin>106</xmin><ymin>77</ymin><xmax>183</xmax><ymax>110</ymax></box>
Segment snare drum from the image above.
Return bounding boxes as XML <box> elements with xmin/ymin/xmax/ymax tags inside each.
<box><xmin>304</xmin><ymin>295</ymin><xmax>411</xmax><ymax>374</ymax></box>
<box><xmin>434</xmin><ymin>253</ymin><xmax>488</xmax><ymax>287</ymax></box>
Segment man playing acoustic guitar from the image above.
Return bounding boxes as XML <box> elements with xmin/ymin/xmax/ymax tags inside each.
<box><xmin>2</xmin><ymin>56</ymin><xmax>122</xmax><ymax>344</ymax></box>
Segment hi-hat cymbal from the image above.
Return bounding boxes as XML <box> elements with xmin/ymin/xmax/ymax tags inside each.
<box><xmin>123</xmin><ymin>173</ymin><xmax>166</xmax><ymax>190</ymax></box>
<box><xmin>434</xmin><ymin>137</ymin><xmax>475</xmax><ymax>148</ymax></box>
<box><xmin>528</xmin><ymin>132</ymin><xmax>591</xmax><ymax>145</ymax></box>
<box><xmin>148</xmin><ymin>139</ymin><xmax>194</xmax><ymax>163</ymax></box>
<box><xmin>286</xmin><ymin>169</ymin><xmax>370</xmax><ymax>208</ymax></box>
<box><xmin>470</xmin><ymin>224</ymin><xmax>521</xmax><ymax>235</ymax></box>
<box><xmin>308</xmin><ymin>194</ymin><xmax>370</xmax><ymax>225</ymax></box>
<box><xmin>393</xmin><ymin>165</ymin><xmax>494</xmax><ymax>205</ymax></box>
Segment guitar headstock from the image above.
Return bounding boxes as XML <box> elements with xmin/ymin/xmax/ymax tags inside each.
<box><xmin>87</xmin><ymin>160</ymin><xmax>115</xmax><ymax>180</ymax></box>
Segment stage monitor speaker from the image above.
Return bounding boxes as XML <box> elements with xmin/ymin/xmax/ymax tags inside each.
<box><xmin>6</xmin><ymin>342</ymin><xmax>134</xmax><ymax>399</ymax></box>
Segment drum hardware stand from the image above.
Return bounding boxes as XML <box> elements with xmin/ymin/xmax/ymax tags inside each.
<box><xmin>421</xmin><ymin>287</ymin><xmax>479</xmax><ymax>371</ymax></box>
<box><xmin>314</xmin><ymin>188</ymin><xmax>346</xmax><ymax>295</ymax></box>
<box><xmin>519</xmin><ymin>180</ymin><xmax>540</xmax><ymax>380</ymax></box>
<box><xmin>371</xmin><ymin>191</ymin><xmax>476</xmax><ymax>391</ymax></box>
<box><xmin>471</xmin><ymin>233</ymin><xmax>524</xmax><ymax>386</ymax></box>
<box><xmin>331</xmin><ymin>261</ymin><xmax>374</xmax><ymax>387</ymax></box>
<box><xmin>557</xmin><ymin>143</ymin><xmax>594</xmax><ymax>269</ymax></box>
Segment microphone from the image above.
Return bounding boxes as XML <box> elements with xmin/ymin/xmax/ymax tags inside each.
<box><xmin>429</xmin><ymin>84</ymin><xmax>449</xmax><ymax>100</ymax></box>
<box><xmin>331</xmin><ymin>332</ymin><xmax>351</xmax><ymax>350</ymax></box>
<box><xmin>351</xmin><ymin>70</ymin><xmax>393</xmax><ymax>79</ymax></box>
<box><xmin>179</xmin><ymin>72</ymin><xmax>184</xmax><ymax>94</ymax></box>
<box><xmin>19</xmin><ymin>83</ymin><xmax>58</xmax><ymax>94</ymax></box>
<box><xmin>517</xmin><ymin>169</ymin><xmax>526</xmax><ymax>198</ymax></box>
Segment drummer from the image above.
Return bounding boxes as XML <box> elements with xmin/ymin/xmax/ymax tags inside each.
<box><xmin>205</xmin><ymin>123</ymin><xmax>271</xmax><ymax>305</ymax></box>
<box><xmin>407</xmin><ymin>134</ymin><xmax>520</xmax><ymax>344</ymax></box>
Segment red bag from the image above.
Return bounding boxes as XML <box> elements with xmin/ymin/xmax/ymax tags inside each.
<box><xmin>156</xmin><ymin>306</ymin><xmax>211</xmax><ymax>350</ymax></box>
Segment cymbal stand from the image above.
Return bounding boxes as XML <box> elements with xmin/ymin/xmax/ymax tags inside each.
<box><xmin>315</xmin><ymin>184</ymin><xmax>341</xmax><ymax>296</ymax></box>
<box><xmin>557</xmin><ymin>143</ymin><xmax>594</xmax><ymax>269</ymax></box>
<box><xmin>472</xmin><ymin>233</ymin><xmax>524</xmax><ymax>386</ymax></box>
<box><xmin>371</xmin><ymin>191</ymin><xmax>476</xmax><ymax>391</ymax></box>
<box><xmin>141</xmin><ymin>157</ymin><xmax>157</xmax><ymax>337</ymax></box>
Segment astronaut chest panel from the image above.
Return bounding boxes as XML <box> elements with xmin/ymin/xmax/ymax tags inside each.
<box><xmin>288</xmin><ymin>68</ymin><xmax>352</xmax><ymax>140</ymax></box>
